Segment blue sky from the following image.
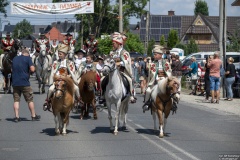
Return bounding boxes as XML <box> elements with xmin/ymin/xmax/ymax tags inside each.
<box><xmin>1</xmin><ymin>0</ymin><xmax>240</xmax><ymax>29</ymax></box>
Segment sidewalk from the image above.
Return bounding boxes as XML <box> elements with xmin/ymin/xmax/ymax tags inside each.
<box><xmin>180</xmin><ymin>88</ymin><xmax>240</xmax><ymax>116</ymax></box>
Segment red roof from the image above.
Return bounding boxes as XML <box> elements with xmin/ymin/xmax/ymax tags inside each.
<box><xmin>44</xmin><ymin>26</ymin><xmax>65</xmax><ymax>42</ymax></box>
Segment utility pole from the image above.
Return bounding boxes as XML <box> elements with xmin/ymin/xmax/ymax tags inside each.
<box><xmin>119</xmin><ymin>0</ymin><xmax>123</xmax><ymax>32</ymax></box>
<box><xmin>80</xmin><ymin>0</ymin><xmax>84</xmax><ymax>49</ymax></box>
<box><xmin>145</xmin><ymin>12</ymin><xmax>149</xmax><ymax>55</ymax></box>
<box><xmin>219</xmin><ymin>0</ymin><xmax>227</xmax><ymax>97</ymax></box>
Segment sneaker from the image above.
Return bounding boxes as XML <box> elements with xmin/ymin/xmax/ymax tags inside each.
<box><xmin>14</xmin><ymin>117</ymin><xmax>21</xmax><ymax>122</ymax></box>
<box><xmin>32</xmin><ymin>114</ymin><xmax>41</xmax><ymax>121</ymax></box>
<box><xmin>43</xmin><ymin>103</ymin><xmax>48</xmax><ymax>111</ymax></box>
<box><xmin>203</xmin><ymin>99</ymin><xmax>210</xmax><ymax>103</ymax></box>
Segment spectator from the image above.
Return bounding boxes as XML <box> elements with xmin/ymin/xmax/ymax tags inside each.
<box><xmin>207</xmin><ymin>51</ymin><xmax>222</xmax><ymax>103</ymax></box>
<box><xmin>187</xmin><ymin>57</ymin><xmax>198</xmax><ymax>95</ymax></box>
<box><xmin>203</xmin><ymin>56</ymin><xmax>213</xmax><ymax>102</ymax></box>
<box><xmin>171</xmin><ymin>55</ymin><xmax>182</xmax><ymax>91</ymax></box>
<box><xmin>12</xmin><ymin>49</ymin><xmax>41</xmax><ymax>122</ymax></box>
<box><xmin>131</xmin><ymin>58</ymin><xmax>139</xmax><ymax>83</ymax></box>
<box><xmin>224</xmin><ymin>57</ymin><xmax>236</xmax><ymax>101</ymax></box>
<box><xmin>138</xmin><ymin>57</ymin><xmax>147</xmax><ymax>94</ymax></box>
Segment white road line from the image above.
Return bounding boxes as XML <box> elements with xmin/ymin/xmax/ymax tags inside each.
<box><xmin>103</xmin><ymin>109</ymin><xmax>201</xmax><ymax>160</ymax></box>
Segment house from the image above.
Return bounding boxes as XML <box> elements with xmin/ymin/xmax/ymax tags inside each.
<box><xmin>232</xmin><ymin>0</ymin><xmax>240</xmax><ymax>6</ymax></box>
<box><xmin>139</xmin><ymin>11</ymin><xmax>240</xmax><ymax>52</ymax></box>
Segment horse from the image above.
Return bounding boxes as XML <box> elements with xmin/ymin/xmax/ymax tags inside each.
<box><xmin>78</xmin><ymin>70</ymin><xmax>97</xmax><ymax>119</ymax></box>
<box><xmin>1</xmin><ymin>39</ymin><xmax>22</xmax><ymax>94</ymax></box>
<box><xmin>102</xmin><ymin>58</ymin><xmax>130</xmax><ymax>135</ymax></box>
<box><xmin>67</xmin><ymin>45</ymin><xmax>75</xmax><ymax>62</ymax></box>
<box><xmin>34</xmin><ymin>44</ymin><xmax>52</xmax><ymax>94</ymax></box>
<box><xmin>150</xmin><ymin>76</ymin><xmax>180</xmax><ymax>138</ymax></box>
<box><xmin>51</xmin><ymin>74</ymin><xmax>75</xmax><ymax>135</ymax></box>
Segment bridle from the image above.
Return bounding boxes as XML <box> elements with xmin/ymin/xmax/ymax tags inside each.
<box><xmin>54</xmin><ymin>80</ymin><xmax>66</xmax><ymax>99</ymax></box>
<box><xmin>103</xmin><ymin>60</ymin><xmax>116</xmax><ymax>73</ymax></box>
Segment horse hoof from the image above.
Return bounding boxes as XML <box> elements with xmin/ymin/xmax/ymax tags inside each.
<box><xmin>114</xmin><ymin>132</ymin><xmax>118</xmax><ymax>136</ymax></box>
<box><xmin>80</xmin><ymin>116</ymin><xmax>83</xmax><ymax>120</ymax></box>
<box><xmin>62</xmin><ymin>133</ymin><xmax>67</xmax><ymax>136</ymax></box>
<box><xmin>110</xmin><ymin>129</ymin><xmax>114</xmax><ymax>133</ymax></box>
<box><xmin>159</xmin><ymin>133</ymin><xmax>164</xmax><ymax>138</ymax></box>
<box><xmin>122</xmin><ymin>126</ymin><xmax>127</xmax><ymax>131</ymax></box>
<box><xmin>93</xmin><ymin>116</ymin><xmax>97</xmax><ymax>120</ymax></box>
<box><xmin>55</xmin><ymin>132</ymin><xmax>60</xmax><ymax>136</ymax></box>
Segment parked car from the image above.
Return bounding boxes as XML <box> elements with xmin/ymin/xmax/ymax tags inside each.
<box><xmin>181</xmin><ymin>58</ymin><xmax>205</xmax><ymax>76</ymax></box>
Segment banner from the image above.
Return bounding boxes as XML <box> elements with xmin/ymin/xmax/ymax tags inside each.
<box><xmin>11</xmin><ymin>1</ymin><xmax>94</xmax><ymax>15</ymax></box>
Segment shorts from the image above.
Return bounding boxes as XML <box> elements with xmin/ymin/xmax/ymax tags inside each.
<box><xmin>13</xmin><ymin>86</ymin><xmax>34</xmax><ymax>103</ymax></box>
<box><xmin>209</xmin><ymin>76</ymin><xmax>220</xmax><ymax>91</ymax></box>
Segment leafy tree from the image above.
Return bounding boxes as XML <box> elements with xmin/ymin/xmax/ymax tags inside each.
<box><xmin>97</xmin><ymin>35</ymin><xmax>112</xmax><ymax>55</ymax></box>
<box><xmin>160</xmin><ymin>35</ymin><xmax>165</xmax><ymax>46</ymax></box>
<box><xmin>167</xmin><ymin>29</ymin><xmax>179</xmax><ymax>49</ymax></box>
<box><xmin>12</xmin><ymin>19</ymin><xmax>33</xmax><ymax>39</ymax></box>
<box><xmin>0</xmin><ymin>0</ymin><xmax>9</xmax><ymax>17</ymax></box>
<box><xmin>227</xmin><ymin>28</ymin><xmax>240</xmax><ymax>52</ymax></box>
<box><xmin>147</xmin><ymin>39</ymin><xmax>155</xmax><ymax>56</ymax></box>
<box><xmin>125</xmin><ymin>32</ymin><xmax>144</xmax><ymax>53</ymax></box>
<box><xmin>186</xmin><ymin>38</ymin><xmax>199</xmax><ymax>55</ymax></box>
<box><xmin>194</xmin><ymin>0</ymin><xmax>209</xmax><ymax>16</ymax></box>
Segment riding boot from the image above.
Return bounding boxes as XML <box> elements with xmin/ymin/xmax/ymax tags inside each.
<box><xmin>142</xmin><ymin>99</ymin><xmax>151</xmax><ymax>113</ymax></box>
<box><xmin>43</xmin><ymin>99</ymin><xmax>51</xmax><ymax>111</ymax></box>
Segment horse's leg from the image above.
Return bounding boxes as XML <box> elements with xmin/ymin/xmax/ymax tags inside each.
<box><xmin>122</xmin><ymin>101</ymin><xmax>128</xmax><ymax>130</ymax></box>
<box><xmin>156</xmin><ymin>109</ymin><xmax>164</xmax><ymax>138</ymax></box>
<box><xmin>54</xmin><ymin>113</ymin><xmax>60</xmax><ymax>135</ymax></box>
<box><xmin>92</xmin><ymin>100</ymin><xmax>97</xmax><ymax>120</ymax></box>
<box><xmin>163</xmin><ymin>103</ymin><xmax>172</xmax><ymax>136</ymax></box>
<box><xmin>80</xmin><ymin>104</ymin><xmax>85</xmax><ymax>120</ymax></box>
<box><xmin>107</xmin><ymin>102</ymin><xmax>113</xmax><ymax>132</ymax></box>
<box><xmin>42</xmin><ymin>82</ymin><xmax>45</xmax><ymax>94</ymax></box>
<box><xmin>152</xmin><ymin>109</ymin><xmax>158</xmax><ymax>133</ymax></box>
<box><xmin>114</xmin><ymin>100</ymin><xmax>121</xmax><ymax>135</ymax></box>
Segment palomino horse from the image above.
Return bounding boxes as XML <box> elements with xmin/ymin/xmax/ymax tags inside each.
<box><xmin>35</xmin><ymin>44</ymin><xmax>52</xmax><ymax>94</ymax></box>
<box><xmin>102</xmin><ymin>58</ymin><xmax>130</xmax><ymax>135</ymax></box>
<box><xmin>78</xmin><ymin>70</ymin><xmax>97</xmax><ymax>119</ymax></box>
<box><xmin>1</xmin><ymin>39</ymin><xmax>22</xmax><ymax>94</ymax></box>
<box><xmin>150</xmin><ymin>77</ymin><xmax>180</xmax><ymax>138</ymax></box>
<box><xmin>51</xmin><ymin>74</ymin><xmax>75</xmax><ymax>135</ymax></box>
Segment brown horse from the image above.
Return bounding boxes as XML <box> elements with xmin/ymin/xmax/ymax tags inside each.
<box><xmin>150</xmin><ymin>77</ymin><xmax>180</xmax><ymax>138</ymax></box>
<box><xmin>51</xmin><ymin>75</ymin><xmax>75</xmax><ymax>135</ymax></box>
<box><xmin>78</xmin><ymin>70</ymin><xmax>97</xmax><ymax>120</ymax></box>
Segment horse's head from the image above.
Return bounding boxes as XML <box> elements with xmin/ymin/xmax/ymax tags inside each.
<box><xmin>39</xmin><ymin>44</ymin><xmax>46</xmax><ymax>56</ymax></box>
<box><xmin>13</xmin><ymin>39</ymin><xmax>22</xmax><ymax>50</ymax></box>
<box><xmin>54</xmin><ymin>79</ymin><xmax>66</xmax><ymax>99</ymax></box>
<box><xmin>68</xmin><ymin>46</ymin><xmax>75</xmax><ymax>60</ymax></box>
<box><xmin>166</xmin><ymin>77</ymin><xmax>180</xmax><ymax>98</ymax></box>
<box><xmin>102</xmin><ymin>58</ymin><xmax>116</xmax><ymax>76</ymax></box>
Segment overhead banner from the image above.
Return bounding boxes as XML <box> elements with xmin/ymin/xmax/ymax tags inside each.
<box><xmin>11</xmin><ymin>1</ymin><xmax>94</xmax><ymax>15</ymax></box>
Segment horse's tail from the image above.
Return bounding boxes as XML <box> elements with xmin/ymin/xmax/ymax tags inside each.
<box><xmin>119</xmin><ymin>102</ymin><xmax>127</xmax><ymax>121</ymax></box>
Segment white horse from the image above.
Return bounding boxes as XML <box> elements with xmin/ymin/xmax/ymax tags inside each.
<box><xmin>102</xmin><ymin>58</ymin><xmax>130</xmax><ymax>135</ymax></box>
<box><xmin>67</xmin><ymin>45</ymin><xmax>75</xmax><ymax>62</ymax></box>
<box><xmin>35</xmin><ymin>44</ymin><xmax>52</xmax><ymax>94</ymax></box>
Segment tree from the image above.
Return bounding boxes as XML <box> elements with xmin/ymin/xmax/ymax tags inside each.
<box><xmin>167</xmin><ymin>29</ymin><xmax>179</xmax><ymax>49</ymax></box>
<box><xmin>147</xmin><ymin>39</ymin><xmax>155</xmax><ymax>56</ymax></box>
<box><xmin>12</xmin><ymin>19</ymin><xmax>33</xmax><ymax>39</ymax></box>
<box><xmin>227</xmin><ymin>28</ymin><xmax>240</xmax><ymax>52</ymax></box>
<box><xmin>0</xmin><ymin>0</ymin><xmax>9</xmax><ymax>17</ymax></box>
<box><xmin>194</xmin><ymin>0</ymin><xmax>209</xmax><ymax>16</ymax></box>
<box><xmin>160</xmin><ymin>35</ymin><xmax>165</xmax><ymax>46</ymax></box>
<box><xmin>97</xmin><ymin>35</ymin><xmax>112</xmax><ymax>55</ymax></box>
<box><xmin>186</xmin><ymin>38</ymin><xmax>199</xmax><ymax>55</ymax></box>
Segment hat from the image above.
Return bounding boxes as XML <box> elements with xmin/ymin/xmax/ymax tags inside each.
<box><xmin>6</xmin><ymin>32</ymin><xmax>11</xmax><ymax>36</ymax></box>
<box><xmin>89</xmin><ymin>33</ymin><xmax>95</xmax><ymax>36</ymax></box>
<box><xmin>112</xmin><ymin>36</ymin><xmax>123</xmax><ymax>45</ymax></box>
<box><xmin>75</xmin><ymin>49</ymin><xmax>86</xmax><ymax>55</ymax></box>
<box><xmin>111</xmin><ymin>32</ymin><xmax>121</xmax><ymax>39</ymax></box>
<box><xmin>58</xmin><ymin>43</ymin><xmax>69</xmax><ymax>54</ymax></box>
<box><xmin>121</xmin><ymin>33</ymin><xmax>127</xmax><ymax>41</ymax></box>
<box><xmin>152</xmin><ymin>45</ymin><xmax>164</xmax><ymax>54</ymax></box>
<box><xmin>65</xmin><ymin>32</ymin><xmax>72</xmax><ymax>36</ymax></box>
<box><xmin>40</xmin><ymin>32</ymin><xmax>45</xmax><ymax>36</ymax></box>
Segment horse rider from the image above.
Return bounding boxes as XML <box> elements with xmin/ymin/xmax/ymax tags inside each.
<box><xmin>84</xmin><ymin>33</ymin><xmax>98</xmax><ymax>55</ymax></box>
<box><xmin>74</xmin><ymin>49</ymin><xmax>86</xmax><ymax>83</ymax></box>
<box><xmin>142</xmin><ymin>45</ymin><xmax>172</xmax><ymax>112</ymax></box>
<box><xmin>43</xmin><ymin>43</ymin><xmax>80</xmax><ymax>111</ymax></box>
<box><xmin>100</xmin><ymin>35</ymin><xmax>136</xmax><ymax>104</ymax></box>
<box><xmin>48</xmin><ymin>39</ymin><xmax>58</xmax><ymax>59</ymax></box>
<box><xmin>62</xmin><ymin>32</ymin><xmax>76</xmax><ymax>53</ymax></box>
<box><xmin>0</xmin><ymin>32</ymin><xmax>15</xmax><ymax>71</ymax></box>
<box><xmin>35</xmin><ymin>32</ymin><xmax>50</xmax><ymax>56</ymax></box>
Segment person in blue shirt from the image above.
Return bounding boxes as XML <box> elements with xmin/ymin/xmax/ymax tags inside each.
<box><xmin>12</xmin><ymin>49</ymin><xmax>41</xmax><ymax>122</ymax></box>
<box><xmin>187</xmin><ymin>56</ymin><xmax>198</xmax><ymax>95</ymax></box>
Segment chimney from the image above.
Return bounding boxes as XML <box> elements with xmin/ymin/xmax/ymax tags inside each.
<box><xmin>168</xmin><ymin>10</ymin><xmax>175</xmax><ymax>16</ymax></box>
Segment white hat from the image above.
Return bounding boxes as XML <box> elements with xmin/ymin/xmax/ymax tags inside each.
<box><xmin>152</xmin><ymin>45</ymin><xmax>164</xmax><ymax>54</ymax></box>
<box><xmin>58</xmin><ymin>43</ymin><xmax>69</xmax><ymax>54</ymax></box>
<box><xmin>112</xmin><ymin>36</ymin><xmax>123</xmax><ymax>45</ymax></box>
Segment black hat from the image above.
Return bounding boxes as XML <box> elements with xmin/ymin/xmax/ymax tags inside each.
<box><xmin>75</xmin><ymin>49</ymin><xmax>86</xmax><ymax>55</ymax></box>
<box><xmin>40</xmin><ymin>32</ymin><xmax>45</xmax><ymax>36</ymax></box>
<box><xmin>89</xmin><ymin>33</ymin><xmax>95</xmax><ymax>36</ymax></box>
<box><xmin>65</xmin><ymin>32</ymin><xmax>72</xmax><ymax>36</ymax></box>
<box><xmin>6</xmin><ymin>32</ymin><xmax>11</xmax><ymax>36</ymax></box>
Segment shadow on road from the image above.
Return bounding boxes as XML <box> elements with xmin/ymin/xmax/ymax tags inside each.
<box><xmin>5</xmin><ymin>117</ymin><xmax>30</xmax><ymax>122</ymax></box>
<box><xmin>40</xmin><ymin>128</ymin><xmax>79</xmax><ymax>136</ymax></box>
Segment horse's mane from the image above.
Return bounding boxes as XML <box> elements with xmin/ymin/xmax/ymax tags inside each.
<box><xmin>157</xmin><ymin>76</ymin><xmax>179</xmax><ymax>95</ymax></box>
<box><xmin>81</xmin><ymin>70</ymin><xmax>96</xmax><ymax>82</ymax></box>
<box><xmin>53</xmin><ymin>75</ymin><xmax>75</xmax><ymax>95</ymax></box>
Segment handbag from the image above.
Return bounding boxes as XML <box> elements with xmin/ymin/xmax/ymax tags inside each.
<box><xmin>191</xmin><ymin>73</ymin><xmax>198</xmax><ymax>80</ymax></box>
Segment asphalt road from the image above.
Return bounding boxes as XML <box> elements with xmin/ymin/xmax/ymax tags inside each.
<box><xmin>0</xmin><ymin>77</ymin><xmax>239</xmax><ymax>160</ymax></box>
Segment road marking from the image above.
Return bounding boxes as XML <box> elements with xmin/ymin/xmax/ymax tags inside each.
<box><xmin>103</xmin><ymin>109</ymin><xmax>201</xmax><ymax>160</ymax></box>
